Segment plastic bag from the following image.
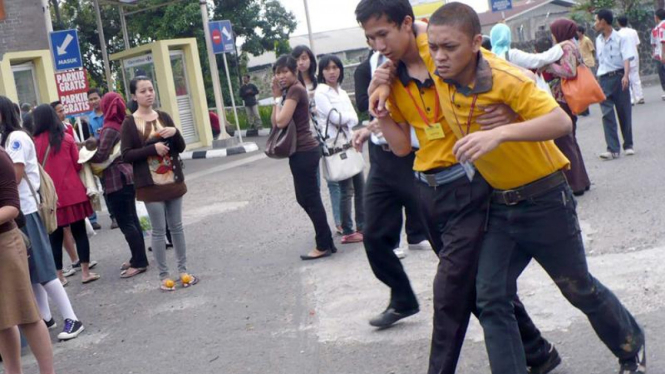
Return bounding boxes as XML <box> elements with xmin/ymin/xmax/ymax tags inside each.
<box><xmin>135</xmin><ymin>201</ymin><xmax>152</xmax><ymax>238</ymax></box>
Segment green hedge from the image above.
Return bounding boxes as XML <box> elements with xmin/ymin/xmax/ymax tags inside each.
<box><xmin>223</xmin><ymin>105</ymin><xmax>272</xmax><ymax>130</ymax></box>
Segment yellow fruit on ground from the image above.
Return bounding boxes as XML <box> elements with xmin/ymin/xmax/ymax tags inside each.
<box><xmin>181</xmin><ymin>274</ymin><xmax>192</xmax><ymax>284</ymax></box>
<box><xmin>164</xmin><ymin>279</ymin><xmax>175</xmax><ymax>288</ymax></box>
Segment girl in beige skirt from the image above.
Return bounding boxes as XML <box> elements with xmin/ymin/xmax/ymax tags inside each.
<box><xmin>0</xmin><ymin>137</ymin><xmax>54</xmax><ymax>373</ymax></box>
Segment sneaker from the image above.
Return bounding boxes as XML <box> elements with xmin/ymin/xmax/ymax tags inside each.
<box><xmin>619</xmin><ymin>342</ymin><xmax>646</xmax><ymax>374</ymax></box>
<box><xmin>72</xmin><ymin>260</ymin><xmax>98</xmax><ymax>269</ymax></box>
<box><xmin>625</xmin><ymin>148</ymin><xmax>635</xmax><ymax>156</ymax></box>
<box><xmin>44</xmin><ymin>318</ymin><xmax>57</xmax><ymax>330</ymax></box>
<box><xmin>637</xmin><ymin>98</ymin><xmax>645</xmax><ymax>105</ymax></box>
<box><xmin>528</xmin><ymin>344</ymin><xmax>562</xmax><ymax>374</ymax></box>
<box><xmin>408</xmin><ymin>240</ymin><xmax>432</xmax><ymax>251</ymax></box>
<box><xmin>341</xmin><ymin>232</ymin><xmax>364</xmax><ymax>244</ymax></box>
<box><xmin>599</xmin><ymin>152</ymin><xmax>620</xmax><ymax>160</ymax></box>
<box><xmin>110</xmin><ymin>218</ymin><xmax>119</xmax><ymax>230</ymax></box>
<box><xmin>57</xmin><ymin>319</ymin><xmax>84</xmax><ymax>341</ymax></box>
<box><xmin>661</xmin><ymin>94</ymin><xmax>665</xmax><ymax>101</ymax></box>
<box><xmin>393</xmin><ymin>247</ymin><xmax>407</xmax><ymax>259</ymax></box>
<box><xmin>62</xmin><ymin>267</ymin><xmax>76</xmax><ymax>277</ymax></box>
<box><xmin>91</xmin><ymin>222</ymin><xmax>102</xmax><ymax>230</ymax></box>
<box><xmin>369</xmin><ymin>307</ymin><xmax>419</xmax><ymax>328</ymax></box>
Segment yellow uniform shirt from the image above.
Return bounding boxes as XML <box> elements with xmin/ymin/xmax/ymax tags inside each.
<box><xmin>423</xmin><ymin>49</ymin><xmax>570</xmax><ymax>190</ymax></box>
<box><xmin>387</xmin><ymin>33</ymin><xmax>457</xmax><ymax>172</ymax></box>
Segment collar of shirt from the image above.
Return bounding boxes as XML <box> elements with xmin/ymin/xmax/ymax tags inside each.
<box><xmin>439</xmin><ymin>52</ymin><xmax>493</xmax><ymax>97</ymax></box>
<box><xmin>396</xmin><ymin>61</ymin><xmax>434</xmax><ymax>89</ymax></box>
<box><xmin>597</xmin><ymin>29</ymin><xmax>621</xmax><ymax>46</ymax></box>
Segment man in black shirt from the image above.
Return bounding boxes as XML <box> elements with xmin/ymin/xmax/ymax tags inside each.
<box><xmin>239</xmin><ymin>75</ymin><xmax>262</xmax><ymax>130</ymax></box>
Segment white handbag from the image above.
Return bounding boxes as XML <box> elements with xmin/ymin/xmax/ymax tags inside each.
<box><xmin>316</xmin><ymin>109</ymin><xmax>365</xmax><ymax>182</ymax></box>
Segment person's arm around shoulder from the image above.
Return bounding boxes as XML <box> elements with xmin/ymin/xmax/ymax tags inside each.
<box><xmin>509</xmin><ymin>44</ymin><xmax>564</xmax><ymax>69</ymax></box>
<box><xmin>545</xmin><ymin>42</ymin><xmax>578</xmax><ymax>78</ymax></box>
<box><xmin>453</xmin><ymin>76</ymin><xmax>571</xmax><ymax>163</ymax></box>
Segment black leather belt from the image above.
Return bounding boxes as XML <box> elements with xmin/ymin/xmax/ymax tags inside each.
<box><xmin>381</xmin><ymin>144</ymin><xmax>391</xmax><ymax>152</ymax></box>
<box><xmin>599</xmin><ymin>69</ymin><xmax>624</xmax><ymax>78</ymax></box>
<box><xmin>491</xmin><ymin>171</ymin><xmax>567</xmax><ymax>206</ymax></box>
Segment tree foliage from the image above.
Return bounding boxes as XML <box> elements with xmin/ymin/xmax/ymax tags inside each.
<box><xmin>54</xmin><ymin>0</ymin><xmax>297</xmax><ymax>105</ymax></box>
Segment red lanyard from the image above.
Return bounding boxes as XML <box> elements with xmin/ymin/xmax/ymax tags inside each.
<box><xmin>449</xmin><ymin>86</ymin><xmax>478</xmax><ymax>137</ymax></box>
<box><xmin>403</xmin><ymin>85</ymin><xmax>440</xmax><ymax>127</ymax></box>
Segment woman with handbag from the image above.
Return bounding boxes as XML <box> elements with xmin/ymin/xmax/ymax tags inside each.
<box><xmin>314</xmin><ymin>55</ymin><xmax>365</xmax><ymax>244</ymax></box>
<box><xmin>543</xmin><ymin>19</ymin><xmax>592</xmax><ymax>196</ymax></box>
<box><xmin>271</xmin><ymin>55</ymin><xmax>336</xmax><ymax>260</ymax></box>
<box><xmin>1</xmin><ymin>97</ymin><xmax>85</xmax><ymax>341</ymax></box>
<box><xmin>0</xmin><ymin>146</ymin><xmax>56</xmax><ymax>374</ymax></box>
<box><xmin>121</xmin><ymin>76</ymin><xmax>199</xmax><ymax>291</ymax></box>
<box><xmin>292</xmin><ymin>46</ymin><xmax>343</xmax><ymax>235</ymax></box>
<box><xmin>33</xmin><ymin>104</ymin><xmax>101</xmax><ymax>285</ymax></box>
<box><xmin>88</xmin><ymin>92</ymin><xmax>149</xmax><ymax>278</ymax></box>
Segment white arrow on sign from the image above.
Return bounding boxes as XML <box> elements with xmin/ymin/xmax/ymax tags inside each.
<box><xmin>222</xmin><ymin>26</ymin><xmax>232</xmax><ymax>41</ymax></box>
<box><xmin>57</xmin><ymin>34</ymin><xmax>74</xmax><ymax>56</ymax></box>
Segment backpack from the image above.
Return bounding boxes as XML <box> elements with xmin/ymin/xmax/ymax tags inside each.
<box><xmin>25</xmin><ymin>144</ymin><xmax>58</xmax><ymax>234</ymax></box>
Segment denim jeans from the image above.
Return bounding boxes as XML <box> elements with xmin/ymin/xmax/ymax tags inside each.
<box><xmin>476</xmin><ymin>182</ymin><xmax>644</xmax><ymax>374</ymax></box>
<box><xmin>145</xmin><ymin>198</ymin><xmax>187</xmax><ymax>280</ymax></box>
<box><xmin>339</xmin><ymin>171</ymin><xmax>365</xmax><ymax>235</ymax></box>
<box><xmin>326</xmin><ymin>180</ymin><xmax>342</xmax><ymax>227</ymax></box>
<box><xmin>599</xmin><ymin>73</ymin><xmax>633</xmax><ymax>153</ymax></box>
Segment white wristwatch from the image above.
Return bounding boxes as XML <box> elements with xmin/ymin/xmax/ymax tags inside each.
<box><xmin>273</xmin><ymin>97</ymin><xmax>283</xmax><ymax>106</ymax></box>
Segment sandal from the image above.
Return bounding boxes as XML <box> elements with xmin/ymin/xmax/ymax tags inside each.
<box><xmin>160</xmin><ymin>279</ymin><xmax>176</xmax><ymax>291</ymax></box>
<box><xmin>120</xmin><ymin>262</ymin><xmax>131</xmax><ymax>271</ymax></box>
<box><xmin>82</xmin><ymin>273</ymin><xmax>101</xmax><ymax>284</ymax></box>
<box><xmin>120</xmin><ymin>267</ymin><xmax>147</xmax><ymax>278</ymax></box>
<box><xmin>180</xmin><ymin>274</ymin><xmax>200</xmax><ymax>288</ymax></box>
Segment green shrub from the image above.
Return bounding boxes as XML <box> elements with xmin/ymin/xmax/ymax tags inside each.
<box><xmin>224</xmin><ymin>105</ymin><xmax>272</xmax><ymax>130</ymax></box>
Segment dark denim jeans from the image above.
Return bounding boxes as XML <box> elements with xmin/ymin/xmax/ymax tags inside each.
<box><xmin>599</xmin><ymin>73</ymin><xmax>633</xmax><ymax>153</ymax></box>
<box><xmin>476</xmin><ymin>182</ymin><xmax>644</xmax><ymax>374</ymax></box>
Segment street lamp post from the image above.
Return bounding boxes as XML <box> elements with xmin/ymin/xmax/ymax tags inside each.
<box><xmin>93</xmin><ymin>0</ymin><xmax>115</xmax><ymax>90</ymax></box>
<box><xmin>303</xmin><ymin>0</ymin><xmax>315</xmax><ymax>55</ymax></box>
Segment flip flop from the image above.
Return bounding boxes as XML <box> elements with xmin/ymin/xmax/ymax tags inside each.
<box><xmin>120</xmin><ymin>267</ymin><xmax>147</xmax><ymax>278</ymax></box>
<box><xmin>82</xmin><ymin>273</ymin><xmax>101</xmax><ymax>284</ymax></box>
<box><xmin>181</xmin><ymin>274</ymin><xmax>200</xmax><ymax>288</ymax></box>
<box><xmin>160</xmin><ymin>279</ymin><xmax>176</xmax><ymax>292</ymax></box>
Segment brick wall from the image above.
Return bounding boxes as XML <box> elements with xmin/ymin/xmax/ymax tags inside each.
<box><xmin>0</xmin><ymin>0</ymin><xmax>49</xmax><ymax>57</ymax></box>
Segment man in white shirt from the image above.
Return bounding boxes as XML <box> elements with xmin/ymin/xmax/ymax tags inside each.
<box><xmin>617</xmin><ymin>15</ymin><xmax>644</xmax><ymax>104</ymax></box>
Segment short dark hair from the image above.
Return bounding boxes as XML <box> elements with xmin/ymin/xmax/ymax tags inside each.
<box><xmin>656</xmin><ymin>9</ymin><xmax>665</xmax><ymax>21</ymax></box>
<box><xmin>429</xmin><ymin>2</ymin><xmax>481</xmax><ymax>39</ymax></box>
<box><xmin>50</xmin><ymin>101</ymin><xmax>62</xmax><ymax>109</ymax></box>
<box><xmin>243</xmin><ymin>74</ymin><xmax>250</xmax><ymax>79</ymax></box>
<box><xmin>291</xmin><ymin>45</ymin><xmax>317</xmax><ymax>89</ymax></box>
<box><xmin>87</xmin><ymin>88</ymin><xmax>101</xmax><ymax>97</ymax></box>
<box><xmin>317</xmin><ymin>55</ymin><xmax>345</xmax><ymax>85</ymax></box>
<box><xmin>355</xmin><ymin>0</ymin><xmax>414</xmax><ymax>27</ymax></box>
<box><xmin>577</xmin><ymin>24</ymin><xmax>586</xmax><ymax>34</ymax></box>
<box><xmin>617</xmin><ymin>15</ymin><xmax>628</xmax><ymax>27</ymax></box>
<box><xmin>534</xmin><ymin>37</ymin><xmax>554</xmax><ymax>53</ymax></box>
<box><xmin>273</xmin><ymin>55</ymin><xmax>298</xmax><ymax>74</ymax></box>
<box><xmin>129</xmin><ymin>76</ymin><xmax>152</xmax><ymax>95</ymax></box>
<box><xmin>596</xmin><ymin>9</ymin><xmax>613</xmax><ymax>25</ymax></box>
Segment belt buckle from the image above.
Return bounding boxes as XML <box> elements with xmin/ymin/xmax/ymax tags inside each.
<box><xmin>424</xmin><ymin>174</ymin><xmax>438</xmax><ymax>187</ymax></box>
<box><xmin>500</xmin><ymin>190</ymin><xmax>521</xmax><ymax>206</ymax></box>
<box><xmin>381</xmin><ymin>144</ymin><xmax>391</xmax><ymax>152</ymax></box>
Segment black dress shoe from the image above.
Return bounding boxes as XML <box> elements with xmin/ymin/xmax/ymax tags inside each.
<box><xmin>300</xmin><ymin>250</ymin><xmax>332</xmax><ymax>261</ymax></box>
<box><xmin>528</xmin><ymin>344</ymin><xmax>562</xmax><ymax>374</ymax></box>
<box><xmin>369</xmin><ymin>307</ymin><xmax>419</xmax><ymax>328</ymax></box>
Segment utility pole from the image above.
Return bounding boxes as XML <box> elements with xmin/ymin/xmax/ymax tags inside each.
<box><xmin>41</xmin><ymin>0</ymin><xmax>53</xmax><ymax>33</ymax></box>
<box><xmin>119</xmin><ymin>5</ymin><xmax>130</xmax><ymax>50</ymax></box>
<box><xmin>93</xmin><ymin>0</ymin><xmax>114</xmax><ymax>90</ymax></box>
<box><xmin>199</xmin><ymin>0</ymin><xmax>230</xmax><ymax>139</ymax></box>
<box><xmin>303</xmin><ymin>0</ymin><xmax>315</xmax><ymax>55</ymax></box>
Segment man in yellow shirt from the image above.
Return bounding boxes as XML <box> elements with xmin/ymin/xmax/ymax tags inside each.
<box><xmin>420</xmin><ymin>3</ymin><xmax>645</xmax><ymax>374</ymax></box>
<box><xmin>356</xmin><ymin>1</ymin><xmax>559</xmax><ymax>373</ymax></box>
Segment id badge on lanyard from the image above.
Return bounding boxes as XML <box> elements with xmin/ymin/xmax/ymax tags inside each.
<box><xmin>404</xmin><ymin>85</ymin><xmax>444</xmax><ymax>141</ymax></box>
<box><xmin>450</xmin><ymin>89</ymin><xmax>479</xmax><ymax>182</ymax></box>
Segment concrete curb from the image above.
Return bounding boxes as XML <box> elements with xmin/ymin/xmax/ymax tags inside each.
<box><xmin>233</xmin><ymin>128</ymin><xmax>270</xmax><ymax>137</ymax></box>
<box><xmin>180</xmin><ymin>142</ymin><xmax>260</xmax><ymax>160</ymax></box>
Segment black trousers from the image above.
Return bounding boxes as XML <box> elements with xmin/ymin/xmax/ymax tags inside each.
<box><xmin>363</xmin><ymin>143</ymin><xmax>428</xmax><ymax>311</ymax></box>
<box><xmin>107</xmin><ymin>182</ymin><xmax>149</xmax><ymax>268</ymax></box>
<box><xmin>421</xmin><ymin>173</ymin><xmax>551</xmax><ymax>374</ymax></box>
<box><xmin>49</xmin><ymin>219</ymin><xmax>90</xmax><ymax>270</ymax></box>
<box><xmin>289</xmin><ymin>147</ymin><xmax>334</xmax><ymax>251</ymax></box>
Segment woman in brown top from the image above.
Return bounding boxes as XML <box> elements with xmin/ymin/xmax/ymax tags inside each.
<box><xmin>271</xmin><ymin>55</ymin><xmax>336</xmax><ymax>260</ymax></box>
<box><xmin>121</xmin><ymin>76</ymin><xmax>199</xmax><ymax>291</ymax></box>
<box><xmin>0</xmin><ymin>147</ymin><xmax>55</xmax><ymax>374</ymax></box>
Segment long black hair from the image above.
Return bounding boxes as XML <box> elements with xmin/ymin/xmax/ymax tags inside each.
<box><xmin>0</xmin><ymin>96</ymin><xmax>23</xmax><ymax>148</ymax></box>
<box><xmin>317</xmin><ymin>54</ymin><xmax>345</xmax><ymax>85</ymax></box>
<box><xmin>291</xmin><ymin>45</ymin><xmax>317</xmax><ymax>90</ymax></box>
<box><xmin>32</xmin><ymin>104</ymin><xmax>64</xmax><ymax>152</ymax></box>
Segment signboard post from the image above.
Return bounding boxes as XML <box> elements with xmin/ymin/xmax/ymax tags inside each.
<box><xmin>209</xmin><ymin>20</ymin><xmax>242</xmax><ymax>142</ymax></box>
<box><xmin>49</xmin><ymin>29</ymin><xmax>83</xmax><ymax>72</ymax></box>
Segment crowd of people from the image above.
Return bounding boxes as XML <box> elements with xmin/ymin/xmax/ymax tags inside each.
<box><xmin>268</xmin><ymin>1</ymin><xmax>661</xmax><ymax>374</ymax></box>
<box><xmin>0</xmin><ymin>75</ymin><xmax>201</xmax><ymax>371</ymax></box>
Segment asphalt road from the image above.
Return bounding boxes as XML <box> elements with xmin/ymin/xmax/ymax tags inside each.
<box><xmin>9</xmin><ymin>86</ymin><xmax>665</xmax><ymax>374</ymax></box>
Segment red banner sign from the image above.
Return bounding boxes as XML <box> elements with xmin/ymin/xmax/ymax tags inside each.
<box><xmin>55</xmin><ymin>69</ymin><xmax>91</xmax><ymax>116</ymax></box>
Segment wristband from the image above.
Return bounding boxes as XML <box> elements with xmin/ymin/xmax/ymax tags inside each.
<box><xmin>273</xmin><ymin>97</ymin><xmax>283</xmax><ymax>106</ymax></box>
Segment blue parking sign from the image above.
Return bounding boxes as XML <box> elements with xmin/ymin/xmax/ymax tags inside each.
<box><xmin>490</xmin><ymin>0</ymin><xmax>512</xmax><ymax>12</ymax></box>
<box><xmin>49</xmin><ymin>30</ymin><xmax>83</xmax><ymax>71</ymax></box>
<box><xmin>209</xmin><ymin>20</ymin><xmax>235</xmax><ymax>54</ymax></box>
